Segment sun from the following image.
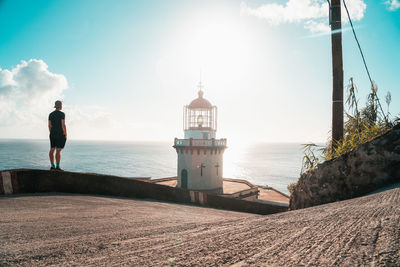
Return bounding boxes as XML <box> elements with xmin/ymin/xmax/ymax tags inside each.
<box><xmin>157</xmin><ymin>7</ymin><xmax>258</xmax><ymax>90</ymax></box>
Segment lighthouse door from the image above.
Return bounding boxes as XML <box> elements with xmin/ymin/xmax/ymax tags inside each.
<box><xmin>181</xmin><ymin>169</ymin><xmax>188</xmax><ymax>189</ymax></box>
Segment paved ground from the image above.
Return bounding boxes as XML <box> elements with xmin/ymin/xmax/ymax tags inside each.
<box><xmin>257</xmin><ymin>187</ymin><xmax>289</xmax><ymax>204</ymax></box>
<box><xmin>153</xmin><ymin>178</ymin><xmax>251</xmax><ymax>194</ymax></box>
<box><xmin>221</xmin><ymin>180</ymin><xmax>251</xmax><ymax>194</ymax></box>
<box><xmin>153</xmin><ymin>177</ymin><xmax>289</xmax><ymax>204</ymax></box>
<box><xmin>1</xmin><ymin>188</ymin><xmax>400</xmax><ymax>266</ymax></box>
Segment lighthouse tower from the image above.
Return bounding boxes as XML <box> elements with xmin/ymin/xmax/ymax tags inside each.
<box><xmin>173</xmin><ymin>82</ymin><xmax>227</xmax><ymax>194</ymax></box>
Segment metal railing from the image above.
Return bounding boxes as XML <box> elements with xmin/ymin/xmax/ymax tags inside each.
<box><xmin>174</xmin><ymin>138</ymin><xmax>227</xmax><ymax>148</ymax></box>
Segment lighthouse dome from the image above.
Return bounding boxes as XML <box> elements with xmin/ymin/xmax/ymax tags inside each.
<box><xmin>188</xmin><ymin>90</ymin><xmax>213</xmax><ymax>109</ymax></box>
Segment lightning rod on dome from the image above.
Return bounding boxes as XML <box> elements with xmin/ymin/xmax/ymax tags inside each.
<box><xmin>198</xmin><ymin>69</ymin><xmax>204</xmax><ymax>92</ymax></box>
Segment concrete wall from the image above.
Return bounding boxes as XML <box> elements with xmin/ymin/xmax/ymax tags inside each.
<box><xmin>184</xmin><ymin>129</ymin><xmax>216</xmax><ymax>139</ymax></box>
<box><xmin>177</xmin><ymin>148</ymin><xmax>224</xmax><ymax>192</ymax></box>
<box><xmin>222</xmin><ymin>187</ymin><xmax>259</xmax><ymax>200</ymax></box>
<box><xmin>0</xmin><ymin>169</ymin><xmax>189</xmax><ymax>203</ymax></box>
<box><xmin>290</xmin><ymin>123</ymin><xmax>400</xmax><ymax>210</ymax></box>
<box><xmin>0</xmin><ymin>169</ymin><xmax>287</xmax><ymax>215</ymax></box>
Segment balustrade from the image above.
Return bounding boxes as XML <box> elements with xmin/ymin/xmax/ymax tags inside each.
<box><xmin>174</xmin><ymin>138</ymin><xmax>226</xmax><ymax>148</ymax></box>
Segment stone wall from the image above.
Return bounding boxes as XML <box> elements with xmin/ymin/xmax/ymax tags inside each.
<box><xmin>290</xmin><ymin>123</ymin><xmax>400</xmax><ymax>210</ymax></box>
<box><xmin>0</xmin><ymin>169</ymin><xmax>288</xmax><ymax>215</ymax></box>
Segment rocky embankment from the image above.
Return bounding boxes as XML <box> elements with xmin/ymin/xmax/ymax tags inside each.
<box><xmin>1</xmin><ymin>188</ymin><xmax>400</xmax><ymax>266</ymax></box>
<box><xmin>290</xmin><ymin>123</ymin><xmax>400</xmax><ymax>210</ymax></box>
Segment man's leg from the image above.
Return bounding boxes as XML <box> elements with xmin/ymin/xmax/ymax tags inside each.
<box><xmin>49</xmin><ymin>148</ymin><xmax>55</xmax><ymax>169</ymax></box>
<box><xmin>55</xmin><ymin>148</ymin><xmax>62</xmax><ymax>170</ymax></box>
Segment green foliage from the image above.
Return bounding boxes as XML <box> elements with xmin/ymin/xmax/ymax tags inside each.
<box><xmin>301</xmin><ymin>78</ymin><xmax>399</xmax><ymax>173</ymax></box>
<box><xmin>287</xmin><ymin>182</ymin><xmax>298</xmax><ymax>196</ymax></box>
<box><xmin>300</xmin><ymin>143</ymin><xmax>322</xmax><ymax>174</ymax></box>
<box><xmin>324</xmin><ymin>120</ymin><xmax>388</xmax><ymax>160</ymax></box>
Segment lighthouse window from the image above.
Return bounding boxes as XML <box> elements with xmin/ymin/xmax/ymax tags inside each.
<box><xmin>215</xmin><ymin>163</ymin><xmax>220</xmax><ymax>176</ymax></box>
<box><xmin>199</xmin><ymin>163</ymin><xmax>205</xmax><ymax>176</ymax></box>
<box><xmin>186</xmin><ymin>108</ymin><xmax>214</xmax><ymax>129</ymax></box>
<box><xmin>181</xmin><ymin>169</ymin><xmax>188</xmax><ymax>189</ymax></box>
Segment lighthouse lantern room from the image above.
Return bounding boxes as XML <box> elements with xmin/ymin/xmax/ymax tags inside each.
<box><xmin>173</xmin><ymin>83</ymin><xmax>227</xmax><ymax>193</ymax></box>
<box><xmin>183</xmin><ymin>89</ymin><xmax>217</xmax><ymax>140</ymax></box>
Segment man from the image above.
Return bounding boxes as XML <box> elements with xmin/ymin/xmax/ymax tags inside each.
<box><xmin>48</xmin><ymin>100</ymin><xmax>67</xmax><ymax>171</ymax></box>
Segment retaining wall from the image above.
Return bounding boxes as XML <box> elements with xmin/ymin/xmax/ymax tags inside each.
<box><xmin>290</xmin><ymin>123</ymin><xmax>400</xmax><ymax>210</ymax></box>
<box><xmin>0</xmin><ymin>169</ymin><xmax>287</xmax><ymax>215</ymax></box>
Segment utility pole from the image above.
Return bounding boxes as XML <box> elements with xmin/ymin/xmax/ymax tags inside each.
<box><xmin>330</xmin><ymin>0</ymin><xmax>344</xmax><ymax>151</ymax></box>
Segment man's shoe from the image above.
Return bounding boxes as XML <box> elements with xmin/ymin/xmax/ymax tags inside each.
<box><xmin>55</xmin><ymin>167</ymin><xmax>64</xmax><ymax>171</ymax></box>
<box><xmin>50</xmin><ymin>166</ymin><xmax>56</xmax><ymax>171</ymax></box>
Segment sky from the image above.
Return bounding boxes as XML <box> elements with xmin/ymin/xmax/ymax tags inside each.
<box><xmin>0</xmin><ymin>0</ymin><xmax>399</xmax><ymax>145</ymax></box>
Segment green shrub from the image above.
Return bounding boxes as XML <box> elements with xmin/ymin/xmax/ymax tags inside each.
<box><xmin>287</xmin><ymin>182</ymin><xmax>298</xmax><ymax>196</ymax></box>
<box><xmin>302</xmin><ymin>78</ymin><xmax>398</xmax><ymax>173</ymax></box>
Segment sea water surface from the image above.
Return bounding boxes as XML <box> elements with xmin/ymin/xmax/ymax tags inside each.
<box><xmin>0</xmin><ymin>139</ymin><xmax>306</xmax><ymax>194</ymax></box>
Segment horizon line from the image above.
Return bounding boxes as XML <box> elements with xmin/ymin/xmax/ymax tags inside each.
<box><xmin>0</xmin><ymin>137</ymin><xmax>326</xmax><ymax>144</ymax></box>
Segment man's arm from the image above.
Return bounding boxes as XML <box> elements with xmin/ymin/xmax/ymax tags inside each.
<box><xmin>62</xmin><ymin>119</ymin><xmax>67</xmax><ymax>139</ymax></box>
<box><xmin>48</xmin><ymin>120</ymin><xmax>52</xmax><ymax>132</ymax></box>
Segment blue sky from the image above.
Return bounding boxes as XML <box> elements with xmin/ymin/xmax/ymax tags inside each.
<box><xmin>0</xmin><ymin>0</ymin><xmax>399</xmax><ymax>144</ymax></box>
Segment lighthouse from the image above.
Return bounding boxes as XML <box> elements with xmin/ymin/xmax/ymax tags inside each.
<box><xmin>173</xmin><ymin>82</ymin><xmax>227</xmax><ymax>194</ymax></box>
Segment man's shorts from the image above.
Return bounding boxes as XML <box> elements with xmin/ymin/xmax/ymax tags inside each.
<box><xmin>50</xmin><ymin>135</ymin><xmax>66</xmax><ymax>149</ymax></box>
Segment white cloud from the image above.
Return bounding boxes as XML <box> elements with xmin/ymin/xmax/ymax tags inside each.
<box><xmin>0</xmin><ymin>59</ymin><xmax>112</xmax><ymax>139</ymax></box>
<box><xmin>385</xmin><ymin>0</ymin><xmax>400</xmax><ymax>10</ymax></box>
<box><xmin>0</xmin><ymin>69</ymin><xmax>16</xmax><ymax>95</ymax></box>
<box><xmin>241</xmin><ymin>0</ymin><xmax>328</xmax><ymax>24</ymax></box>
<box><xmin>241</xmin><ymin>0</ymin><xmax>367</xmax><ymax>33</ymax></box>
<box><xmin>304</xmin><ymin>20</ymin><xmax>331</xmax><ymax>33</ymax></box>
<box><xmin>0</xmin><ymin>59</ymin><xmax>68</xmax><ymax>126</ymax></box>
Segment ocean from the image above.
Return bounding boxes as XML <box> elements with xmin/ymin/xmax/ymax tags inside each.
<box><xmin>0</xmin><ymin>139</ymin><xmax>307</xmax><ymax>194</ymax></box>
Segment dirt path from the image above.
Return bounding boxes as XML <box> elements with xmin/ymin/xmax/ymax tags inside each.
<box><xmin>1</xmin><ymin>189</ymin><xmax>399</xmax><ymax>266</ymax></box>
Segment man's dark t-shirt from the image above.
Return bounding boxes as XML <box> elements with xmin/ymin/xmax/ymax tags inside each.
<box><xmin>49</xmin><ymin>110</ymin><xmax>65</xmax><ymax>137</ymax></box>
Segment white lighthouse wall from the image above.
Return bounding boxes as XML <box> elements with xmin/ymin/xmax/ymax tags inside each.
<box><xmin>177</xmin><ymin>149</ymin><xmax>224</xmax><ymax>192</ymax></box>
<box><xmin>184</xmin><ymin>129</ymin><xmax>216</xmax><ymax>139</ymax></box>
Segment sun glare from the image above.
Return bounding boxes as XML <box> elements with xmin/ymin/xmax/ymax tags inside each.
<box><xmin>184</xmin><ymin>18</ymin><xmax>252</xmax><ymax>70</ymax></box>
<box><xmin>157</xmin><ymin>8</ymin><xmax>257</xmax><ymax>92</ymax></box>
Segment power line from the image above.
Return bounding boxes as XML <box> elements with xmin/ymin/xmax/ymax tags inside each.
<box><xmin>338</xmin><ymin>0</ymin><xmax>387</xmax><ymax>122</ymax></box>
<box><xmin>342</xmin><ymin>0</ymin><xmax>373</xmax><ymax>85</ymax></box>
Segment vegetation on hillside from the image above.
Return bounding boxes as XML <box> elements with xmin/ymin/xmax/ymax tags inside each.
<box><xmin>300</xmin><ymin>78</ymin><xmax>399</xmax><ymax>175</ymax></box>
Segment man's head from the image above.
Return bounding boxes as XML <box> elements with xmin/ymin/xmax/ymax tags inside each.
<box><xmin>54</xmin><ymin>100</ymin><xmax>62</xmax><ymax>110</ymax></box>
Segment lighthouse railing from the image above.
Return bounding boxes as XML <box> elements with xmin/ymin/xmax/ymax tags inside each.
<box><xmin>174</xmin><ymin>139</ymin><xmax>190</xmax><ymax>146</ymax></box>
<box><xmin>174</xmin><ymin>138</ymin><xmax>227</xmax><ymax>148</ymax></box>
